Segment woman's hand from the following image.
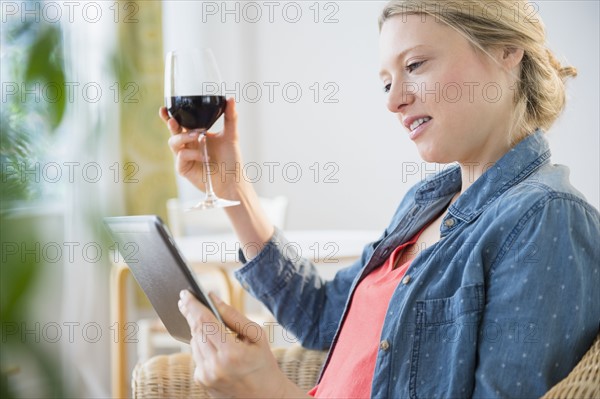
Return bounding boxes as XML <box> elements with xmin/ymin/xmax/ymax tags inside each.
<box><xmin>160</xmin><ymin>98</ymin><xmax>243</xmax><ymax>199</ymax></box>
<box><xmin>161</xmin><ymin>98</ymin><xmax>274</xmax><ymax>258</ymax></box>
<box><xmin>178</xmin><ymin>290</ymin><xmax>309</xmax><ymax>398</ymax></box>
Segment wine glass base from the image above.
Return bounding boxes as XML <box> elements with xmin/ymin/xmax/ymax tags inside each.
<box><xmin>185</xmin><ymin>197</ymin><xmax>240</xmax><ymax>211</ymax></box>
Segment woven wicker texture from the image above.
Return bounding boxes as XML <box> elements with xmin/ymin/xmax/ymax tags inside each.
<box><xmin>541</xmin><ymin>333</ymin><xmax>600</xmax><ymax>399</ymax></box>
<box><xmin>132</xmin><ymin>352</ymin><xmax>209</xmax><ymax>399</ymax></box>
<box><xmin>272</xmin><ymin>345</ymin><xmax>328</xmax><ymax>392</ymax></box>
<box><xmin>132</xmin><ymin>333</ymin><xmax>599</xmax><ymax>398</ymax></box>
<box><xmin>132</xmin><ymin>345</ymin><xmax>328</xmax><ymax>399</ymax></box>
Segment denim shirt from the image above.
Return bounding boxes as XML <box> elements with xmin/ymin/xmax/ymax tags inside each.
<box><xmin>235</xmin><ymin>130</ymin><xmax>600</xmax><ymax>398</ymax></box>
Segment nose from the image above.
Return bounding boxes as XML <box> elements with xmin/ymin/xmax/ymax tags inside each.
<box><xmin>386</xmin><ymin>81</ymin><xmax>416</xmax><ymax>114</ymax></box>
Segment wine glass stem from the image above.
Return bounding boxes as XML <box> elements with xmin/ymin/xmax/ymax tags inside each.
<box><xmin>200</xmin><ymin>132</ymin><xmax>217</xmax><ymax>202</ymax></box>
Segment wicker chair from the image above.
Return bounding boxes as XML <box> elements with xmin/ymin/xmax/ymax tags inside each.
<box><xmin>132</xmin><ymin>333</ymin><xmax>600</xmax><ymax>398</ymax></box>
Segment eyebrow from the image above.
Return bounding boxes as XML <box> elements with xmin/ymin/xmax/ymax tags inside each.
<box><xmin>379</xmin><ymin>44</ymin><xmax>430</xmax><ymax>78</ymax></box>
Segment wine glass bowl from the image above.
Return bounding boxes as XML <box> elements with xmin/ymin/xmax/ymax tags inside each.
<box><xmin>165</xmin><ymin>95</ymin><xmax>227</xmax><ymax>132</ymax></box>
<box><xmin>165</xmin><ymin>48</ymin><xmax>240</xmax><ymax>210</ymax></box>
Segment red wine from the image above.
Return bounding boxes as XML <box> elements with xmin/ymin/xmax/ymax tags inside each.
<box><xmin>166</xmin><ymin>95</ymin><xmax>226</xmax><ymax>130</ymax></box>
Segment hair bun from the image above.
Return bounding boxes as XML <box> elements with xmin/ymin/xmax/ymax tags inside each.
<box><xmin>546</xmin><ymin>49</ymin><xmax>578</xmax><ymax>79</ymax></box>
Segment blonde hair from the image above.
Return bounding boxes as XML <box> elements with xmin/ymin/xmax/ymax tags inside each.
<box><xmin>379</xmin><ymin>0</ymin><xmax>577</xmax><ymax>144</ymax></box>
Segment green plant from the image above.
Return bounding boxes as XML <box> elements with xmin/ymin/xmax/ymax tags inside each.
<box><xmin>1</xmin><ymin>6</ymin><xmax>67</xmax><ymax>397</ymax></box>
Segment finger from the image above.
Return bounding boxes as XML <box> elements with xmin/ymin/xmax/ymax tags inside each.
<box><xmin>179</xmin><ymin>299</ymin><xmax>222</xmax><ymax>355</ymax></box>
<box><xmin>223</xmin><ymin>97</ymin><xmax>237</xmax><ymax>122</ymax></box>
<box><xmin>177</xmin><ymin>148</ymin><xmax>204</xmax><ymax>163</ymax></box>
<box><xmin>190</xmin><ymin>341</ymin><xmax>212</xmax><ymax>385</ymax></box>
<box><xmin>209</xmin><ymin>292</ymin><xmax>263</xmax><ymax>344</ymax></box>
<box><xmin>179</xmin><ymin>291</ymin><xmax>220</xmax><ymax>337</ymax></box>
<box><xmin>189</xmin><ymin>336</ymin><xmax>207</xmax><ymax>364</ymax></box>
<box><xmin>221</xmin><ymin>98</ymin><xmax>238</xmax><ymax>139</ymax></box>
<box><xmin>190</xmin><ymin>332</ymin><xmax>218</xmax><ymax>364</ymax></box>
<box><xmin>168</xmin><ymin>131</ymin><xmax>200</xmax><ymax>150</ymax></box>
<box><xmin>160</xmin><ymin>107</ymin><xmax>184</xmax><ymax>135</ymax></box>
<box><xmin>193</xmin><ymin>364</ymin><xmax>207</xmax><ymax>386</ymax></box>
<box><xmin>159</xmin><ymin>106</ymin><xmax>169</xmax><ymax>122</ymax></box>
<box><xmin>167</xmin><ymin>117</ymin><xmax>183</xmax><ymax>135</ymax></box>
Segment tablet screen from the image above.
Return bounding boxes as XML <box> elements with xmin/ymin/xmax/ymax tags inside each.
<box><xmin>104</xmin><ymin>215</ymin><xmax>223</xmax><ymax>343</ymax></box>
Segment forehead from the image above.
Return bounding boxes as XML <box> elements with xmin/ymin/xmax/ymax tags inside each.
<box><xmin>379</xmin><ymin>14</ymin><xmax>468</xmax><ymax>64</ymax></box>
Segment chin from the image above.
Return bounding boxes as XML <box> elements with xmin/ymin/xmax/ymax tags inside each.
<box><xmin>415</xmin><ymin>139</ymin><xmax>459</xmax><ymax>164</ymax></box>
<box><xmin>416</xmin><ymin>147</ymin><xmax>445</xmax><ymax>164</ymax></box>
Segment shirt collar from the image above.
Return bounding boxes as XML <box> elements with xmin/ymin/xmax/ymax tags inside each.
<box><xmin>415</xmin><ymin>129</ymin><xmax>552</xmax><ymax>222</ymax></box>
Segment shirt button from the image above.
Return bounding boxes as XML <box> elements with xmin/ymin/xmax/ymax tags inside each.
<box><xmin>380</xmin><ymin>340</ymin><xmax>390</xmax><ymax>351</ymax></box>
<box><xmin>444</xmin><ymin>218</ymin><xmax>456</xmax><ymax>228</ymax></box>
<box><xmin>402</xmin><ymin>275</ymin><xmax>412</xmax><ymax>285</ymax></box>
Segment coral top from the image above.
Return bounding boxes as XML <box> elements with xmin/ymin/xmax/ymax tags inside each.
<box><xmin>308</xmin><ymin>230</ymin><xmax>423</xmax><ymax>398</ymax></box>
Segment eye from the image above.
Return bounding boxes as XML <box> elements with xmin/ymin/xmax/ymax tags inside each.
<box><xmin>406</xmin><ymin>60</ymin><xmax>425</xmax><ymax>73</ymax></box>
<box><xmin>383</xmin><ymin>83</ymin><xmax>391</xmax><ymax>93</ymax></box>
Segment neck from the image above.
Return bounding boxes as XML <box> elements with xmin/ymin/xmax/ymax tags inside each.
<box><xmin>458</xmin><ymin>162</ymin><xmax>485</xmax><ymax>195</ymax></box>
<box><xmin>458</xmin><ymin>134</ymin><xmax>513</xmax><ymax>195</ymax></box>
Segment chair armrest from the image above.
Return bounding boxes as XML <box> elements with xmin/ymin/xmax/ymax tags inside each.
<box><xmin>132</xmin><ymin>332</ymin><xmax>600</xmax><ymax>398</ymax></box>
<box><xmin>132</xmin><ymin>345</ymin><xmax>328</xmax><ymax>399</ymax></box>
<box><xmin>271</xmin><ymin>345</ymin><xmax>328</xmax><ymax>392</ymax></box>
<box><xmin>132</xmin><ymin>352</ymin><xmax>205</xmax><ymax>399</ymax></box>
<box><xmin>541</xmin><ymin>332</ymin><xmax>600</xmax><ymax>399</ymax></box>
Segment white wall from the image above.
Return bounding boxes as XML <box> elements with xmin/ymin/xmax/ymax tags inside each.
<box><xmin>537</xmin><ymin>1</ymin><xmax>600</xmax><ymax>208</ymax></box>
<box><xmin>163</xmin><ymin>1</ymin><xmax>599</xmax><ymax>231</ymax></box>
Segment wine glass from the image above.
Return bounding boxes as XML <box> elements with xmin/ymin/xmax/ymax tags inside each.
<box><xmin>164</xmin><ymin>48</ymin><xmax>240</xmax><ymax>210</ymax></box>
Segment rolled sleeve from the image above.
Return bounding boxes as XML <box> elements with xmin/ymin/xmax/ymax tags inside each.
<box><xmin>235</xmin><ymin>227</ymin><xmax>303</xmax><ymax>299</ymax></box>
<box><xmin>234</xmin><ymin>228</ymin><xmax>338</xmax><ymax>348</ymax></box>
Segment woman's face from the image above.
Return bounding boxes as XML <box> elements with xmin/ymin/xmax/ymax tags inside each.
<box><xmin>379</xmin><ymin>14</ymin><xmax>519</xmax><ymax>166</ymax></box>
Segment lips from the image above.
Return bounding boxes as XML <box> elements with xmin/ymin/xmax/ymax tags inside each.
<box><xmin>409</xmin><ymin>117</ymin><xmax>432</xmax><ymax>131</ymax></box>
<box><xmin>403</xmin><ymin>115</ymin><xmax>433</xmax><ymax>132</ymax></box>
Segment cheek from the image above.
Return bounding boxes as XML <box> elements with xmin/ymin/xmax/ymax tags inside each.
<box><xmin>442</xmin><ymin>71</ymin><xmax>502</xmax><ymax>123</ymax></box>
<box><xmin>442</xmin><ymin>68</ymin><xmax>484</xmax><ymax>104</ymax></box>
<box><xmin>418</xmin><ymin>66</ymin><xmax>475</xmax><ymax>109</ymax></box>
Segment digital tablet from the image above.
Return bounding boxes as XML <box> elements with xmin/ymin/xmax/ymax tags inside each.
<box><xmin>104</xmin><ymin>215</ymin><xmax>223</xmax><ymax>343</ymax></box>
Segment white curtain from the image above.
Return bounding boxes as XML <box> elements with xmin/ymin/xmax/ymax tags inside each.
<box><xmin>59</xmin><ymin>3</ymin><xmax>124</xmax><ymax>397</ymax></box>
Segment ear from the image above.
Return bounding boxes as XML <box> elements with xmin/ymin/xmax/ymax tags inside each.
<box><xmin>500</xmin><ymin>46</ymin><xmax>525</xmax><ymax>70</ymax></box>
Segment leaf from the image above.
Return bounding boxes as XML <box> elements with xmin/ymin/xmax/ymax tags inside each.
<box><xmin>24</xmin><ymin>25</ymin><xmax>66</xmax><ymax>130</ymax></box>
<box><xmin>0</xmin><ymin>213</ymin><xmax>39</xmax><ymax>322</ymax></box>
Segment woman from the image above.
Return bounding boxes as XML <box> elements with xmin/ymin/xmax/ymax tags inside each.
<box><xmin>160</xmin><ymin>1</ymin><xmax>600</xmax><ymax>397</ymax></box>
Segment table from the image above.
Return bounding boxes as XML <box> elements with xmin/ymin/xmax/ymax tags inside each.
<box><xmin>110</xmin><ymin>229</ymin><xmax>380</xmax><ymax>398</ymax></box>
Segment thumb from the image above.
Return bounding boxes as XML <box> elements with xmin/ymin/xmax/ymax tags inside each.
<box><xmin>221</xmin><ymin>97</ymin><xmax>238</xmax><ymax>140</ymax></box>
<box><xmin>210</xmin><ymin>292</ymin><xmax>262</xmax><ymax>343</ymax></box>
